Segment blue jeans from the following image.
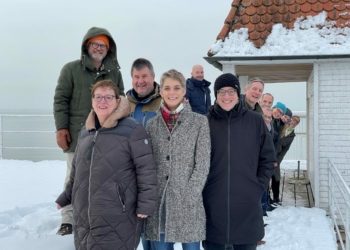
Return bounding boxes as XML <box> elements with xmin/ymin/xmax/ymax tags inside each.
<box><xmin>151</xmin><ymin>233</ymin><xmax>200</xmax><ymax>250</ymax></box>
<box><xmin>141</xmin><ymin>232</ymin><xmax>153</xmax><ymax>250</ymax></box>
<box><xmin>261</xmin><ymin>189</ymin><xmax>267</xmax><ymax>214</ymax></box>
<box><xmin>202</xmin><ymin>240</ymin><xmax>257</xmax><ymax>250</ymax></box>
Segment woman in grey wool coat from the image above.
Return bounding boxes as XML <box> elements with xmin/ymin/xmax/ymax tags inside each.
<box><xmin>144</xmin><ymin>69</ymin><xmax>211</xmax><ymax>250</ymax></box>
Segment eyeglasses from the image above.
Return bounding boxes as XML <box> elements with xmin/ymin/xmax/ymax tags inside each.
<box><xmin>292</xmin><ymin>118</ymin><xmax>300</xmax><ymax>124</ymax></box>
<box><xmin>217</xmin><ymin>89</ymin><xmax>237</xmax><ymax>96</ymax></box>
<box><xmin>90</xmin><ymin>42</ymin><xmax>108</xmax><ymax>50</ymax></box>
<box><xmin>93</xmin><ymin>94</ymin><xmax>115</xmax><ymax>102</ymax></box>
<box><xmin>263</xmin><ymin>115</ymin><xmax>272</xmax><ymax>121</ymax></box>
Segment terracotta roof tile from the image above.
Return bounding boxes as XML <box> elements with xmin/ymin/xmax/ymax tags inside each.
<box><xmin>246</xmin><ymin>4</ymin><xmax>257</xmax><ymax>15</ymax></box>
<box><xmin>296</xmin><ymin>0</ymin><xmax>307</xmax><ymax>4</ymax></box>
<box><xmin>211</xmin><ymin>0</ymin><xmax>350</xmax><ymax>52</ymax></box>
<box><xmin>311</xmin><ymin>3</ymin><xmax>324</xmax><ymax>11</ymax></box>
<box><xmin>285</xmin><ymin>0</ymin><xmax>295</xmax><ymax>5</ymax></box>
<box><xmin>289</xmin><ymin>4</ymin><xmax>301</xmax><ymax>13</ymax></box>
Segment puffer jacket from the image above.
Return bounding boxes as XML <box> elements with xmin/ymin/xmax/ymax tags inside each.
<box><xmin>56</xmin><ymin>97</ymin><xmax>157</xmax><ymax>250</ymax></box>
<box><xmin>144</xmin><ymin>102</ymin><xmax>211</xmax><ymax>243</ymax></box>
<box><xmin>54</xmin><ymin>27</ymin><xmax>125</xmax><ymax>152</ymax></box>
<box><xmin>203</xmin><ymin>100</ymin><xmax>276</xmax><ymax>245</ymax></box>
<box><xmin>184</xmin><ymin>77</ymin><xmax>211</xmax><ymax>115</ymax></box>
<box><xmin>126</xmin><ymin>82</ymin><xmax>162</xmax><ymax>127</ymax></box>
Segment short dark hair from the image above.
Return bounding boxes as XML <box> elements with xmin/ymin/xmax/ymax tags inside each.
<box><xmin>91</xmin><ymin>80</ymin><xmax>120</xmax><ymax>99</ymax></box>
<box><xmin>131</xmin><ymin>58</ymin><xmax>155</xmax><ymax>76</ymax></box>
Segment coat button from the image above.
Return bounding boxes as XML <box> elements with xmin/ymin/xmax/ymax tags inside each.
<box><xmin>178</xmin><ymin>121</ymin><xmax>181</xmax><ymax>124</ymax></box>
<box><xmin>166</xmin><ymin>156</ymin><xmax>170</xmax><ymax>160</ymax></box>
<box><xmin>168</xmin><ymin>136</ymin><xmax>171</xmax><ymax>141</ymax></box>
<box><xmin>165</xmin><ymin>176</ymin><xmax>169</xmax><ymax>180</ymax></box>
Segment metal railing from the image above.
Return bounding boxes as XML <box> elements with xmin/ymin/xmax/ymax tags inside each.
<box><xmin>328</xmin><ymin>159</ymin><xmax>350</xmax><ymax>250</ymax></box>
<box><xmin>0</xmin><ymin>114</ymin><xmax>57</xmax><ymax>159</ymax></box>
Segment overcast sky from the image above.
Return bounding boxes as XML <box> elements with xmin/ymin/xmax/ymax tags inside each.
<box><xmin>1</xmin><ymin>0</ymin><xmax>306</xmax><ymax>113</ymax></box>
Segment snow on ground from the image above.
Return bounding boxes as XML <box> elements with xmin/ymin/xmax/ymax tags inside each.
<box><xmin>0</xmin><ymin>159</ymin><xmax>337</xmax><ymax>250</ymax></box>
<box><xmin>211</xmin><ymin>11</ymin><xmax>350</xmax><ymax>56</ymax></box>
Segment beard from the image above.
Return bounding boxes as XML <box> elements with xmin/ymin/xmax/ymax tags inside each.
<box><xmin>89</xmin><ymin>52</ymin><xmax>106</xmax><ymax>62</ymax></box>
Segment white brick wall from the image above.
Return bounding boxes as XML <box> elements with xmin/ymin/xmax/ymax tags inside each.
<box><xmin>315</xmin><ymin>61</ymin><xmax>350</xmax><ymax>215</ymax></box>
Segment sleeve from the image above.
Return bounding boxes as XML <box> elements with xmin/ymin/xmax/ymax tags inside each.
<box><xmin>53</xmin><ymin>63</ymin><xmax>73</xmax><ymax>130</ymax></box>
<box><xmin>116</xmin><ymin>70</ymin><xmax>125</xmax><ymax>96</ymax></box>
<box><xmin>185</xmin><ymin>116</ymin><xmax>211</xmax><ymax>204</ymax></box>
<box><xmin>130</xmin><ymin>124</ymin><xmax>158</xmax><ymax>216</ymax></box>
<box><xmin>276</xmin><ymin>137</ymin><xmax>295</xmax><ymax>164</ymax></box>
<box><xmin>257</xmin><ymin>120</ymin><xmax>277</xmax><ymax>190</ymax></box>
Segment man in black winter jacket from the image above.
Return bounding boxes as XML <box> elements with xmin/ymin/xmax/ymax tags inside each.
<box><xmin>203</xmin><ymin>73</ymin><xmax>276</xmax><ymax>250</ymax></box>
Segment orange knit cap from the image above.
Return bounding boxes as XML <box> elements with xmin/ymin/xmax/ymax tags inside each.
<box><xmin>87</xmin><ymin>35</ymin><xmax>110</xmax><ymax>49</ymax></box>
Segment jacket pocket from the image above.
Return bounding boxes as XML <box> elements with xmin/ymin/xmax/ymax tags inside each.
<box><xmin>117</xmin><ymin>183</ymin><xmax>126</xmax><ymax>212</ymax></box>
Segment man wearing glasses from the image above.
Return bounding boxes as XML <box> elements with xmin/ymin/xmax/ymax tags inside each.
<box><xmin>203</xmin><ymin>73</ymin><xmax>275</xmax><ymax>250</ymax></box>
<box><xmin>53</xmin><ymin>27</ymin><xmax>124</xmax><ymax>236</ymax></box>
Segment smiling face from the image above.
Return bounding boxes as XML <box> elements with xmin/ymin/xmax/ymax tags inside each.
<box><xmin>217</xmin><ymin>87</ymin><xmax>239</xmax><ymax>111</ymax></box>
<box><xmin>244</xmin><ymin>81</ymin><xmax>264</xmax><ymax>107</ymax></box>
<box><xmin>290</xmin><ymin>116</ymin><xmax>300</xmax><ymax>128</ymax></box>
<box><xmin>260</xmin><ymin>94</ymin><xmax>274</xmax><ymax>108</ymax></box>
<box><xmin>132</xmin><ymin>67</ymin><xmax>155</xmax><ymax>97</ymax></box>
<box><xmin>92</xmin><ymin>87</ymin><xmax>120</xmax><ymax>124</ymax></box>
<box><xmin>191</xmin><ymin>65</ymin><xmax>204</xmax><ymax>81</ymax></box>
<box><xmin>160</xmin><ymin>77</ymin><xmax>186</xmax><ymax>111</ymax></box>
<box><xmin>272</xmin><ymin>108</ymin><xmax>283</xmax><ymax>119</ymax></box>
<box><xmin>87</xmin><ymin>39</ymin><xmax>108</xmax><ymax>62</ymax></box>
<box><xmin>281</xmin><ymin>115</ymin><xmax>291</xmax><ymax>123</ymax></box>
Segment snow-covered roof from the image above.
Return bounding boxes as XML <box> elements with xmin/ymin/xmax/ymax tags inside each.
<box><xmin>209</xmin><ymin>0</ymin><xmax>350</xmax><ymax>56</ymax></box>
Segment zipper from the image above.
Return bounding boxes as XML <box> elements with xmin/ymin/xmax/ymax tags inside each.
<box><xmin>87</xmin><ymin>131</ymin><xmax>98</xmax><ymax>246</ymax></box>
<box><xmin>227</xmin><ymin>112</ymin><xmax>232</xmax><ymax>244</ymax></box>
<box><xmin>133</xmin><ymin>218</ymin><xmax>139</xmax><ymax>250</ymax></box>
<box><xmin>142</xmin><ymin>113</ymin><xmax>146</xmax><ymax>127</ymax></box>
<box><xmin>117</xmin><ymin>183</ymin><xmax>126</xmax><ymax>212</ymax></box>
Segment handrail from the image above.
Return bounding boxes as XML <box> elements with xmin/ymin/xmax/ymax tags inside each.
<box><xmin>0</xmin><ymin>114</ymin><xmax>56</xmax><ymax>159</ymax></box>
<box><xmin>328</xmin><ymin>159</ymin><xmax>350</xmax><ymax>250</ymax></box>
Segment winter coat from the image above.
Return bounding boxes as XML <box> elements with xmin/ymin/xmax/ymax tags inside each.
<box><xmin>144</xmin><ymin>102</ymin><xmax>211</xmax><ymax>243</ymax></box>
<box><xmin>126</xmin><ymin>82</ymin><xmax>162</xmax><ymax>127</ymax></box>
<box><xmin>54</xmin><ymin>27</ymin><xmax>125</xmax><ymax>153</ymax></box>
<box><xmin>203</xmin><ymin>100</ymin><xmax>276</xmax><ymax>245</ymax></box>
<box><xmin>241</xmin><ymin>94</ymin><xmax>264</xmax><ymax>116</ymax></box>
<box><xmin>184</xmin><ymin>78</ymin><xmax>211</xmax><ymax>115</ymax></box>
<box><xmin>272</xmin><ymin>118</ymin><xmax>284</xmax><ymax>180</ymax></box>
<box><xmin>56</xmin><ymin>97</ymin><xmax>157</xmax><ymax>250</ymax></box>
<box><xmin>276</xmin><ymin>129</ymin><xmax>296</xmax><ymax>164</ymax></box>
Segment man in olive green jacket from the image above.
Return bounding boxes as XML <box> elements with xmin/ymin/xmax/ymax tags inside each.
<box><xmin>53</xmin><ymin>27</ymin><xmax>124</xmax><ymax>236</ymax></box>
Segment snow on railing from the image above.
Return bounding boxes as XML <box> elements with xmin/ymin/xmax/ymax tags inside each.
<box><xmin>0</xmin><ymin>114</ymin><xmax>57</xmax><ymax>159</ymax></box>
<box><xmin>328</xmin><ymin>159</ymin><xmax>350</xmax><ymax>250</ymax></box>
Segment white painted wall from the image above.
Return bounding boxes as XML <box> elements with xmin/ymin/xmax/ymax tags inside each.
<box><xmin>314</xmin><ymin>60</ymin><xmax>350</xmax><ymax>211</ymax></box>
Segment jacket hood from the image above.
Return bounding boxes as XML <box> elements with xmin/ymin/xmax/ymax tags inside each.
<box><xmin>209</xmin><ymin>98</ymin><xmax>247</xmax><ymax>119</ymax></box>
<box><xmin>86</xmin><ymin>96</ymin><xmax>131</xmax><ymax>130</ymax></box>
<box><xmin>186</xmin><ymin>77</ymin><xmax>211</xmax><ymax>89</ymax></box>
<box><xmin>81</xmin><ymin>27</ymin><xmax>120</xmax><ymax>69</ymax></box>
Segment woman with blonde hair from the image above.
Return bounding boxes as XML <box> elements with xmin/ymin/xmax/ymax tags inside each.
<box><xmin>145</xmin><ymin>69</ymin><xmax>211</xmax><ymax>250</ymax></box>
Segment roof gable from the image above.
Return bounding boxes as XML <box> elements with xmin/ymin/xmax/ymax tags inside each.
<box><xmin>210</xmin><ymin>0</ymin><xmax>350</xmax><ymax>55</ymax></box>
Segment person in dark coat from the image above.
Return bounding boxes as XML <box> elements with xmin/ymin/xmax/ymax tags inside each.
<box><xmin>276</xmin><ymin>116</ymin><xmax>300</xmax><ymax>165</ymax></box>
<box><xmin>184</xmin><ymin>64</ymin><xmax>211</xmax><ymax>115</ymax></box>
<box><xmin>56</xmin><ymin>80</ymin><xmax>157</xmax><ymax>250</ymax></box>
<box><xmin>202</xmin><ymin>73</ymin><xmax>276</xmax><ymax>250</ymax></box>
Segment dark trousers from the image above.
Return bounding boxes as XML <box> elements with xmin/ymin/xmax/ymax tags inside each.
<box><xmin>271</xmin><ymin>175</ymin><xmax>280</xmax><ymax>200</ymax></box>
<box><xmin>202</xmin><ymin>240</ymin><xmax>257</xmax><ymax>250</ymax></box>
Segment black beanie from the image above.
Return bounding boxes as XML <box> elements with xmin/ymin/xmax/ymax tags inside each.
<box><xmin>285</xmin><ymin>108</ymin><xmax>293</xmax><ymax>118</ymax></box>
<box><xmin>214</xmin><ymin>73</ymin><xmax>241</xmax><ymax>98</ymax></box>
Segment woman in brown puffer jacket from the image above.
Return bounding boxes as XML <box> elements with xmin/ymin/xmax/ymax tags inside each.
<box><xmin>56</xmin><ymin>80</ymin><xmax>157</xmax><ymax>250</ymax></box>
